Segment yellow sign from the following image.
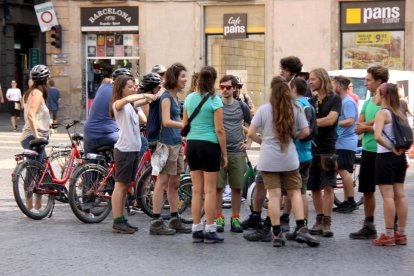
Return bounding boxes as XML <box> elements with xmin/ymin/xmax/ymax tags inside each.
<box><xmin>356</xmin><ymin>32</ymin><xmax>391</xmax><ymax>45</ymax></box>
<box><xmin>346</xmin><ymin>8</ymin><xmax>361</xmax><ymax>24</ymax></box>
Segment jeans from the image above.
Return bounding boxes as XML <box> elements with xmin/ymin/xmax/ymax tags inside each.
<box><xmin>83</xmin><ymin>132</ymin><xmax>119</xmax><ymax>155</ymax></box>
<box><xmin>139</xmin><ymin>136</ymin><xmax>148</xmax><ymax>161</ymax></box>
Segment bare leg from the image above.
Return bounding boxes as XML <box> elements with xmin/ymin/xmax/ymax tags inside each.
<box><xmin>152</xmin><ymin>174</ymin><xmax>169</xmax><ymax>214</ymax></box>
<box><xmin>203</xmin><ymin>171</ymin><xmax>219</xmax><ymax>225</ymax></box>
<box><xmin>268</xmin><ymin>188</ymin><xmax>281</xmax><ymax>226</ymax></box>
<box><xmin>338</xmin><ymin>169</ymin><xmax>354</xmax><ymax>200</ymax></box>
<box><xmin>363</xmin><ymin>192</ymin><xmax>376</xmax><ymax>218</ymax></box>
<box><xmin>378</xmin><ymin>185</ymin><xmax>395</xmax><ymax>229</ymax></box>
<box><xmin>231</xmin><ymin>188</ymin><xmax>242</xmax><ymax>216</ymax></box>
<box><xmin>112</xmin><ymin>182</ymin><xmax>129</xmax><ymax>218</ymax></box>
<box><xmin>287</xmin><ymin>189</ymin><xmax>304</xmax><ymax>220</ymax></box>
<box><xmin>311</xmin><ymin>189</ymin><xmax>323</xmax><ymax>214</ymax></box>
<box><xmin>394</xmin><ymin>184</ymin><xmax>408</xmax><ymax>228</ymax></box>
<box><xmin>322</xmin><ymin>186</ymin><xmax>334</xmax><ymax>217</ymax></box>
<box><xmin>191</xmin><ymin>170</ymin><xmax>204</xmax><ymax>225</ymax></box>
<box><xmin>166</xmin><ymin>174</ymin><xmax>180</xmax><ymax>213</ymax></box>
<box><xmin>253</xmin><ymin>181</ymin><xmax>266</xmax><ymax>212</ymax></box>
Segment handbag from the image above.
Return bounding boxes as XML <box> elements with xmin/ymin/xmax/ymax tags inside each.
<box><xmin>181</xmin><ymin>92</ymin><xmax>211</xmax><ymax>137</ymax></box>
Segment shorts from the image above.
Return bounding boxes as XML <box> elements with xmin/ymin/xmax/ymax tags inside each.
<box><xmin>337</xmin><ymin>149</ymin><xmax>355</xmax><ymax>173</ymax></box>
<box><xmin>358</xmin><ymin>150</ymin><xmax>377</xmax><ymax>193</ymax></box>
<box><xmin>186</xmin><ymin>140</ymin><xmax>221</xmax><ymax>172</ymax></box>
<box><xmin>261</xmin><ymin>170</ymin><xmax>302</xmax><ymax>190</ymax></box>
<box><xmin>375</xmin><ymin>152</ymin><xmax>407</xmax><ymax>185</ymax></box>
<box><xmin>281</xmin><ymin>161</ymin><xmax>311</xmax><ymax>195</ymax></box>
<box><xmin>160</xmin><ymin>144</ymin><xmax>184</xmax><ymax>175</ymax></box>
<box><xmin>218</xmin><ymin>153</ymin><xmax>246</xmax><ymax>189</ymax></box>
<box><xmin>307</xmin><ymin>153</ymin><xmax>337</xmax><ymax>190</ymax></box>
<box><xmin>114</xmin><ymin>148</ymin><xmax>138</xmax><ymax>183</ymax></box>
<box><xmin>50</xmin><ymin>110</ymin><xmax>58</xmax><ymax>121</ymax></box>
<box><xmin>8</xmin><ymin>101</ymin><xmax>21</xmax><ymax>117</ymax></box>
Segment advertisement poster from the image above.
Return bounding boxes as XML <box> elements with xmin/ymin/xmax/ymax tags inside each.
<box><xmin>86</xmin><ymin>34</ymin><xmax>97</xmax><ymax>46</ymax></box>
<box><xmin>96</xmin><ymin>46</ymin><xmax>105</xmax><ymax>57</ymax></box>
<box><xmin>114</xmin><ymin>45</ymin><xmax>124</xmax><ymax>57</ymax></box>
<box><xmin>342</xmin><ymin>31</ymin><xmax>404</xmax><ymax>70</ymax></box>
<box><xmin>106</xmin><ymin>34</ymin><xmax>115</xmax><ymax>46</ymax></box>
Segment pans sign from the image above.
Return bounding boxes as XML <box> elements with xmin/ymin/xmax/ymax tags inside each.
<box><xmin>224</xmin><ymin>14</ymin><xmax>247</xmax><ymax>39</ymax></box>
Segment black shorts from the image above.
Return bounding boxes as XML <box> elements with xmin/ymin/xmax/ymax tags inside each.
<box><xmin>375</xmin><ymin>152</ymin><xmax>407</xmax><ymax>185</ymax></box>
<box><xmin>307</xmin><ymin>153</ymin><xmax>337</xmax><ymax>190</ymax></box>
<box><xmin>114</xmin><ymin>148</ymin><xmax>138</xmax><ymax>183</ymax></box>
<box><xmin>186</xmin><ymin>140</ymin><xmax>221</xmax><ymax>172</ymax></box>
<box><xmin>337</xmin><ymin>149</ymin><xmax>355</xmax><ymax>173</ymax></box>
<box><xmin>358</xmin><ymin>150</ymin><xmax>377</xmax><ymax>193</ymax></box>
<box><xmin>8</xmin><ymin>101</ymin><xmax>21</xmax><ymax>117</ymax></box>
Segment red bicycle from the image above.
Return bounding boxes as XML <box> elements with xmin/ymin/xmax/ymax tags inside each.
<box><xmin>12</xmin><ymin>121</ymin><xmax>83</xmax><ymax>220</ymax></box>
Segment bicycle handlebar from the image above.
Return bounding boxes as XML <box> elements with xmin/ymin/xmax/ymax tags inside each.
<box><xmin>51</xmin><ymin>120</ymin><xmax>80</xmax><ymax>130</ymax></box>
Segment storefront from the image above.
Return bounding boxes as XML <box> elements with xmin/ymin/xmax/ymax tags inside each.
<box><xmin>80</xmin><ymin>6</ymin><xmax>139</xmax><ymax>114</ymax></box>
<box><xmin>204</xmin><ymin>5</ymin><xmax>266</xmax><ymax>108</ymax></box>
<box><xmin>340</xmin><ymin>1</ymin><xmax>405</xmax><ymax>70</ymax></box>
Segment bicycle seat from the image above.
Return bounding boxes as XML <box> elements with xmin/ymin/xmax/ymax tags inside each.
<box><xmin>72</xmin><ymin>132</ymin><xmax>83</xmax><ymax>142</ymax></box>
<box><xmin>96</xmin><ymin>145</ymin><xmax>113</xmax><ymax>152</ymax></box>
<box><xmin>29</xmin><ymin>138</ymin><xmax>49</xmax><ymax>148</ymax></box>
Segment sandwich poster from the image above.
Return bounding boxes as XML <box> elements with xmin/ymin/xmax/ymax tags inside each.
<box><xmin>342</xmin><ymin>30</ymin><xmax>404</xmax><ymax>70</ymax></box>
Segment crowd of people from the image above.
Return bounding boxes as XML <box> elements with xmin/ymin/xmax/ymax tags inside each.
<box><xmin>19</xmin><ymin>57</ymin><xmax>410</xmax><ymax>247</ymax></box>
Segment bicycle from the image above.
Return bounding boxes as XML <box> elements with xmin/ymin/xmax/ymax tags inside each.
<box><xmin>11</xmin><ymin>120</ymin><xmax>83</xmax><ymax>220</ymax></box>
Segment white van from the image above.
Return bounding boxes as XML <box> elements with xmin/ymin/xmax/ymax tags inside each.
<box><xmin>328</xmin><ymin>69</ymin><xmax>414</xmax><ymax>112</ymax></box>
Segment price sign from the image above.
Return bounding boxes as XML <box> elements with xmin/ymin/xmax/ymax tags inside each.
<box><xmin>356</xmin><ymin>31</ymin><xmax>391</xmax><ymax>45</ymax></box>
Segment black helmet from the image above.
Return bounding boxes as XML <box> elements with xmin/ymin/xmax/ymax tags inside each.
<box><xmin>140</xmin><ymin>73</ymin><xmax>162</xmax><ymax>91</ymax></box>
<box><xmin>112</xmin><ymin>68</ymin><xmax>133</xmax><ymax>80</ymax></box>
<box><xmin>30</xmin><ymin>65</ymin><xmax>50</xmax><ymax>82</ymax></box>
<box><xmin>235</xmin><ymin>76</ymin><xmax>243</xmax><ymax>88</ymax></box>
<box><xmin>151</xmin><ymin>64</ymin><xmax>166</xmax><ymax>74</ymax></box>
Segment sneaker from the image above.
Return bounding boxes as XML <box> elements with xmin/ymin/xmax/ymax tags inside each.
<box><xmin>394</xmin><ymin>231</ymin><xmax>407</xmax><ymax>245</ymax></box>
<box><xmin>243</xmin><ymin>224</ymin><xmax>272</xmax><ymax>242</ymax></box>
<box><xmin>332</xmin><ymin>201</ymin><xmax>348</xmax><ymax>212</ymax></box>
<box><xmin>149</xmin><ymin>219</ymin><xmax>176</xmax><ymax>235</ymax></box>
<box><xmin>373</xmin><ymin>233</ymin><xmax>396</xmax><ymax>246</ymax></box>
<box><xmin>169</xmin><ymin>217</ymin><xmax>191</xmax><ymax>233</ymax></box>
<box><xmin>272</xmin><ymin>232</ymin><xmax>287</xmax><ymax>247</ymax></box>
<box><xmin>30</xmin><ymin>208</ymin><xmax>41</xmax><ymax>214</ymax></box>
<box><xmin>321</xmin><ymin>216</ymin><xmax>334</xmax><ymax>237</ymax></box>
<box><xmin>295</xmin><ymin>227</ymin><xmax>320</xmax><ymax>247</ymax></box>
<box><xmin>112</xmin><ymin>221</ymin><xmax>136</xmax><ymax>234</ymax></box>
<box><xmin>280</xmin><ymin>216</ymin><xmax>290</xmax><ymax>233</ymax></box>
<box><xmin>216</xmin><ymin>216</ymin><xmax>225</xmax><ymax>232</ymax></box>
<box><xmin>192</xmin><ymin>230</ymin><xmax>204</xmax><ymax>243</ymax></box>
<box><xmin>310</xmin><ymin>215</ymin><xmax>323</xmax><ymax>235</ymax></box>
<box><xmin>230</xmin><ymin>217</ymin><xmax>244</xmax><ymax>233</ymax></box>
<box><xmin>240</xmin><ymin>214</ymin><xmax>261</xmax><ymax>230</ymax></box>
<box><xmin>336</xmin><ymin>201</ymin><xmax>358</xmax><ymax>213</ymax></box>
<box><xmin>204</xmin><ymin>231</ymin><xmax>224</xmax><ymax>244</ymax></box>
<box><xmin>349</xmin><ymin>221</ymin><xmax>377</xmax><ymax>239</ymax></box>
<box><xmin>124</xmin><ymin>219</ymin><xmax>138</xmax><ymax>232</ymax></box>
<box><xmin>82</xmin><ymin>210</ymin><xmax>95</xmax><ymax>219</ymax></box>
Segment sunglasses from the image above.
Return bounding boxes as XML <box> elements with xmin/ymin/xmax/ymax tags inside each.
<box><xmin>219</xmin><ymin>84</ymin><xmax>233</xmax><ymax>90</ymax></box>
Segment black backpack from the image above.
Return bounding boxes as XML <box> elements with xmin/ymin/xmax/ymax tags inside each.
<box><xmin>297</xmin><ymin>101</ymin><xmax>318</xmax><ymax>142</ymax></box>
<box><xmin>382</xmin><ymin>108</ymin><xmax>413</xmax><ymax>151</ymax></box>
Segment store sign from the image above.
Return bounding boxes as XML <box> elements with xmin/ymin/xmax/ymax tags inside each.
<box><xmin>34</xmin><ymin>1</ymin><xmax>59</xmax><ymax>32</ymax></box>
<box><xmin>81</xmin><ymin>7</ymin><xmax>138</xmax><ymax>31</ymax></box>
<box><xmin>223</xmin><ymin>14</ymin><xmax>247</xmax><ymax>39</ymax></box>
<box><xmin>341</xmin><ymin>1</ymin><xmax>405</xmax><ymax>31</ymax></box>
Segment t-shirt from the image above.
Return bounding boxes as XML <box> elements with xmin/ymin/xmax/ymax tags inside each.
<box><xmin>184</xmin><ymin>92</ymin><xmax>223</xmax><ymax>144</ymax></box>
<box><xmin>222</xmin><ymin>99</ymin><xmax>251</xmax><ymax>153</ymax></box>
<box><xmin>113</xmin><ymin>102</ymin><xmax>141</xmax><ymax>152</ymax></box>
<box><xmin>360</xmin><ymin>97</ymin><xmax>381</xmax><ymax>152</ymax></box>
<box><xmin>309</xmin><ymin>93</ymin><xmax>342</xmax><ymax>154</ymax></box>
<box><xmin>147</xmin><ymin>99</ymin><xmax>161</xmax><ymax>142</ymax></box>
<box><xmin>84</xmin><ymin>83</ymin><xmax>119</xmax><ymax>140</ymax></box>
<box><xmin>295</xmin><ymin>97</ymin><xmax>312</xmax><ymax>163</ymax></box>
<box><xmin>6</xmin><ymin>88</ymin><xmax>22</xmax><ymax>102</ymax></box>
<box><xmin>159</xmin><ymin>91</ymin><xmax>182</xmax><ymax>145</ymax></box>
<box><xmin>252</xmin><ymin>103</ymin><xmax>308</xmax><ymax>172</ymax></box>
<box><xmin>336</xmin><ymin>96</ymin><xmax>358</xmax><ymax>151</ymax></box>
<box><xmin>348</xmin><ymin>91</ymin><xmax>359</xmax><ymax>107</ymax></box>
<box><xmin>47</xmin><ymin>87</ymin><xmax>61</xmax><ymax>111</ymax></box>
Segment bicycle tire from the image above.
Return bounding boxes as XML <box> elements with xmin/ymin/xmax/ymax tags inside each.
<box><xmin>177</xmin><ymin>177</ymin><xmax>205</xmax><ymax>224</ymax></box>
<box><xmin>12</xmin><ymin>160</ymin><xmax>54</xmax><ymax>220</ymax></box>
<box><xmin>135</xmin><ymin>166</ymin><xmax>159</xmax><ymax>218</ymax></box>
<box><xmin>68</xmin><ymin>163</ymin><xmax>113</xmax><ymax>223</ymax></box>
<box><xmin>49</xmin><ymin>149</ymin><xmax>72</xmax><ymax>179</ymax></box>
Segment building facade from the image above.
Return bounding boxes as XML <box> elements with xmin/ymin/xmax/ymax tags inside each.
<box><xmin>1</xmin><ymin>0</ymin><xmax>413</xmax><ymax>118</ymax></box>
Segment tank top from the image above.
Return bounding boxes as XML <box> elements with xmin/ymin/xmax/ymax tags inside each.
<box><xmin>377</xmin><ymin>109</ymin><xmax>394</xmax><ymax>153</ymax></box>
<box><xmin>21</xmin><ymin>96</ymin><xmax>50</xmax><ymax>141</ymax></box>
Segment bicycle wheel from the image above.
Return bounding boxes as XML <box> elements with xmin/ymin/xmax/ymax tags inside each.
<box><xmin>12</xmin><ymin>160</ymin><xmax>54</xmax><ymax>220</ymax></box>
<box><xmin>68</xmin><ymin>163</ymin><xmax>113</xmax><ymax>223</ymax></box>
<box><xmin>177</xmin><ymin>176</ymin><xmax>205</xmax><ymax>224</ymax></box>
<box><xmin>49</xmin><ymin>150</ymin><xmax>72</xmax><ymax>179</ymax></box>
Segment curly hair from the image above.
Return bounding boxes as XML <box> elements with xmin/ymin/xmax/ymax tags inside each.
<box><xmin>280</xmin><ymin>56</ymin><xmax>303</xmax><ymax>76</ymax></box>
<box><xmin>270</xmin><ymin>76</ymin><xmax>295</xmax><ymax>152</ymax></box>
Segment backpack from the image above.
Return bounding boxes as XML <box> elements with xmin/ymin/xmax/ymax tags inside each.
<box><xmin>297</xmin><ymin>99</ymin><xmax>318</xmax><ymax>142</ymax></box>
<box><xmin>382</xmin><ymin>108</ymin><xmax>413</xmax><ymax>151</ymax></box>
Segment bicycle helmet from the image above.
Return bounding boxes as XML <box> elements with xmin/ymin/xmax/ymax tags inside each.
<box><xmin>30</xmin><ymin>65</ymin><xmax>50</xmax><ymax>83</ymax></box>
<box><xmin>140</xmin><ymin>73</ymin><xmax>162</xmax><ymax>91</ymax></box>
<box><xmin>112</xmin><ymin>68</ymin><xmax>133</xmax><ymax>80</ymax></box>
<box><xmin>235</xmin><ymin>76</ymin><xmax>243</xmax><ymax>88</ymax></box>
<box><xmin>151</xmin><ymin>64</ymin><xmax>166</xmax><ymax>74</ymax></box>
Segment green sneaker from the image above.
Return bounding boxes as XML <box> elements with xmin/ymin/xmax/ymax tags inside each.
<box><xmin>216</xmin><ymin>216</ymin><xmax>225</xmax><ymax>232</ymax></box>
<box><xmin>231</xmin><ymin>217</ymin><xmax>244</xmax><ymax>233</ymax></box>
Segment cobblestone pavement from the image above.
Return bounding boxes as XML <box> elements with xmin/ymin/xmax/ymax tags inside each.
<box><xmin>0</xmin><ymin>116</ymin><xmax>413</xmax><ymax>275</ymax></box>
